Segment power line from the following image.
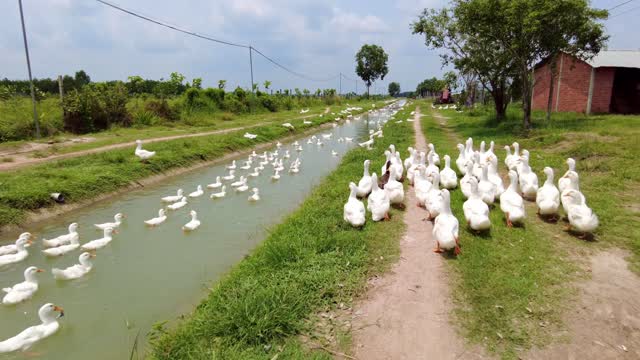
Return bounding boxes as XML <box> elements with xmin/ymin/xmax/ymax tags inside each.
<box><xmin>250</xmin><ymin>47</ymin><xmax>338</xmax><ymax>82</ymax></box>
<box><xmin>609</xmin><ymin>4</ymin><xmax>640</xmax><ymax>17</ymax></box>
<box><xmin>94</xmin><ymin>0</ymin><xmax>340</xmax><ymax>84</ymax></box>
<box><xmin>95</xmin><ymin>0</ymin><xmax>249</xmax><ymax>48</ymax></box>
<box><xmin>608</xmin><ymin>0</ymin><xmax>637</xmax><ymax>11</ymax></box>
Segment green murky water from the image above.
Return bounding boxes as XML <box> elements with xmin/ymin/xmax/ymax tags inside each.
<box><xmin>0</xmin><ymin>110</ymin><xmax>393</xmax><ymax>359</ymax></box>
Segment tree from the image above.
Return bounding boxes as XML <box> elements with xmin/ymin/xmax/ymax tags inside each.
<box><xmin>443</xmin><ymin>71</ymin><xmax>458</xmax><ymax>91</ymax></box>
<box><xmin>388</xmin><ymin>82</ymin><xmax>401</xmax><ymax>96</ymax></box>
<box><xmin>263</xmin><ymin>80</ymin><xmax>272</xmax><ymax>91</ymax></box>
<box><xmin>74</xmin><ymin>70</ymin><xmax>91</xmax><ymax>88</ymax></box>
<box><xmin>191</xmin><ymin>78</ymin><xmax>202</xmax><ymax>89</ymax></box>
<box><xmin>414</xmin><ymin>1</ymin><xmax>608</xmax><ymax>129</ymax></box>
<box><xmin>355</xmin><ymin>44</ymin><xmax>389</xmax><ymax>96</ymax></box>
<box><xmin>218</xmin><ymin>80</ymin><xmax>226</xmax><ymax>90</ymax></box>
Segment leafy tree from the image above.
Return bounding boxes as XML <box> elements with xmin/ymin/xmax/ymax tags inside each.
<box><xmin>388</xmin><ymin>82</ymin><xmax>401</xmax><ymax>96</ymax></box>
<box><xmin>74</xmin><ymin>70</ymin><xmax>91</xmax><ymax>88</ymax></box>
<box><xmin>413</xmin><ymin>0</ymin><xmax>608</xmax><ymax>128</ymax></box>
<box><xmin>263</xmin><ymin>80</ymin><xmax>272</xmax><ymax>90</ymax></box>
<box><xmin>303</xmin><ymin>89</ymin><xmax>310</xmax><ymax>96</ymax></box>
<box><xmin>191</xmin><ymin>78</ymin><xmax>202</xmax><ymax>89</ymax></box>
<box><xmin>355</xmin><ymin>44</ymin><xmax>389</xmax><ymax>96</ymax></box>
<box><xmin>443</xmin><ymin>71</ymin><xmax>458</xmax><ymax>91</ymax></box>
<box><xmin>252</xmin><ymin>83</ymin><xmax>259</xmax><ymax>92</ymax></box>
<box><xmin>218</xmin><ymin>80</ymin><xmax>226</xmax><ymax>90</ymax></box>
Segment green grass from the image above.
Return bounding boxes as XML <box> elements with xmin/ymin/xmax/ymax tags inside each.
<box><xmin>149</xmin><ymin>102</ymin><xmax>415</xmax><ymax>359</ymax></box>
<box><xmin>0</xmin><ymin>101</ymin><xmax>371</xmax><ymax>157</ymax></box>
<box><xmin>0</xmin><ymin>104</ymin><xmax>378</xmax><ymax>229</ymax></box>
<box><xmin>419</xmin><ymin>101</ymin><xmax>578</xmax><ymax>359</ymax></box>
<box><xmin>421</xmin><ymin>102</ymin><xmax>640</xmax><ymax>358</ymax></box>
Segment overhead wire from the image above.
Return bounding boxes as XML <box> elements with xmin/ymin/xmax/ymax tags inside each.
<box><xmin>608</xmin><ymin>4</ymin><xmax>640</xmax><ymax>18</ymax></box>
<box><xmin>608</xmin><ymin>0</ymin><xmax>637</xmax><ymax>11</ymax></box>
<box><xmin>94</xmin><ymin>0</ymin><xmax>341</xmax><ymax>83</ymax></box>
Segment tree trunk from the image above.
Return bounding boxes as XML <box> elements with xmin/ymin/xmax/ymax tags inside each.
<box><xmin>546</xmin><ymin>54</ymin><xmax>558</xmax><ymax>122</ymax></box>
<box><xmin>489</xmin><ymin>80</ymin><xmax>507</xmax><ymax>122</ymax></box>
<box><xmin>522</xmin><ymin>63</ymin><xmax>533</xmax><ymax>130</ymax></box>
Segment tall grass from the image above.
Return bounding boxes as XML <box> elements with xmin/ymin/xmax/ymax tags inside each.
<box><xmin>150</xmin><ymin>103</ymin><xmax>415</xmax><ymax>359</ymax></box>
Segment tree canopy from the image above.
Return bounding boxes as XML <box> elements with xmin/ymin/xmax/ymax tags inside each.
<box><xmin>388</xmin><ymin>82</ymin><xmax>401</xmax><ymax>96</ymax></box>
<box><xmin>355</xmin><ymin>44</ymin><xmax>389</xmax><ymax>96</ymax></box>
<box><xmin>413</xmin><ymin>0</ymin><xmax>608</xmax><ymax>128</ymax></box>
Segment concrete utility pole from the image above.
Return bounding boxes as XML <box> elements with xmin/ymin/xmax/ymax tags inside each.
<box><xmin>339</xmin><ymin>72</ymin><xmax>342</xmax><ymax>95</ymax></box>
<box><xmin>249</xmin><ymin>46</ymin><xmax>255</xmax><ymax>93</ymax></box>
<box><xmin>18</xmin><ymin>0</ymin><xmax>40</xmax><ymax>138</ymax></box>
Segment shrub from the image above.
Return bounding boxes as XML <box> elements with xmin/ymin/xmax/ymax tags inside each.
<box><xmin>203</xmin><ymin>88</ymin><xmax>225</xmax><ymax>106</ymax></box>
<box><xmin>233</xmin><ymin>86</ymin><xmax>247</xmax><ymax>101</ymax></box>
<box><xmin>145</xmin><ymin>99</ymin><xmax>178</xmax><ymax>121</ymax></box>
<box><xmin>132</xmin><ymin>110</ymin><xmax>160</xmax><ymax>128</ymax></box>
<box><xmin>222</xmin><ymin>94</ymin><xmax>247</xmax><ymax>113</ymax></box>
<box><xmin>261</xmin><ymin>96</ymin><xmax>279</xmax><ymax>112</ymax></box>
<box><xmin>62</xmin><ymin>83</ymin><xmax>130</xmax><ymax>133</ymax></box>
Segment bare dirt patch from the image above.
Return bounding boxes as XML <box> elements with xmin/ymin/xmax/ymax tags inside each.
<box><xmin>527</xmin><ymin>249</ymin><xmax>640</xmax><ymax>359</ymax></box>
<box><xmin>351</xmin><ymin>107</ymin><xmax>488</xmax><ymax>359</ymax></box>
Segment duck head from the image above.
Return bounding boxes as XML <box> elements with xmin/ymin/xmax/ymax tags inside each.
<box><xmin>24</xmin><ymin>266</ymin><xmax>45</xmax><ymax>282</ymax></box>
<box><xmin>79</xmin><ymin>252</ymin><xmax>95</xmax><ymax>266</ymax></box>
<box><xmin>543</xmin><ymin>167</ymin><xmax>554</xmax><ymax>184</ymax></box>
<box><xmin>39</xmin><ymin>303</ymin><xmax>64</xmax><ymax>324</ymax></box>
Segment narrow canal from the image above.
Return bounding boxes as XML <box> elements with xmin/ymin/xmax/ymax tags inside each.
<box><xmin>0</xmin><ymin>106</ymin><xmax>395</xmax><ymax>359</ymax></box>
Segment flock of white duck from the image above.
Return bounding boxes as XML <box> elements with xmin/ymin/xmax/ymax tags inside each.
<box><xmin>0</xmin><ymin>105</ymin><xmax>374</xmax><ymax>354</ymax></box>
<box><xmin>344</xmin><ymin>123</ymin><xmax>598</xmax><ymax>256</ymax></box>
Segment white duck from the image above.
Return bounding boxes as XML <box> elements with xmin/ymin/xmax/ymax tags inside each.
<box><xmin>440</xmin><ymin>155</ymin><xmax>458</xmax><ymax>189</ymax></box>
<box><xmin>271</xmin><ymin>169</ymin><xmax>281</xmax><ymax>181</ymax></box>
<box><xmin>144</xmin><ymin>209</ymin><xmax>167</xmax><ymax>226</ymax></box>
<box><xmin>478</xmin><ymin>165</ymin><xmax>497</xmax><ymax>205</ymax></box>
<box><xmin>134</xmin><ymin>139</ymin><xmax>155</xmax><ymax>161</ymax></box>
<box><xmin>94</xmin><ymin>213</ymin><xmax>124</xmax><ymax>230</ymax></box>
<box><xmin>231</xmin><ymin>176</ymin><xmax>247</xmax><ymax>188</ymax></box>
<box><xmin>226</xmin><ymin>160</ymin><xmax>237</xmax><ymax>170</ymax></box>
<box><xmin>0</xmin><ymin>233</ymin><xmax>32</xmax><ymax>256</ymax></box>
<box><xmin>460</xmin><ymin>162</ymin><xmax>475</xmax><ymax>199</ymax></box>
<box><xmin>249</xmin><ymin>168</ymin><xmax>260</xmax><ymax>177</ymax></box>
<box><xmin>0</xmin><ymin>238</ymin><xmax>31</xmax><ymax>267</ymax></box>
<box><xmin>456</xmin><ymin>144</ymin><xmax>468</xmax><ymax>174</ymax></box>
<box><xmin>367</xmin><ymin>173</ymin><xmax>390</xmax><ymax>222</ymax></box>
<box><xmin>42</xmin><ymin>223</ymin><xmax>78</xmax><ymax>248</ymax></box>
<box><xmin>393</xmin><ymin>152</ymin><xmax>404</xmax><ymax>181</ymax></box>
<box><xmin>52</xmin><ymin>252</ymin><xmax>95</xmax><ymax>280</ymax></box>
<box><xmin>356</xmin><ymin>160</ymin><xmax>373</xmax><ymax>198</ymax></box>
<box><xmin>414</xmin><ymin>166</ymin><xmax>432</xmax><ymax>208</ymax></box>
<box><xmin>188</xmin><ymin>185</ymin><xmax>204</xmax><ymax>198</ymax></box>
<box><xmin>162</xmin><ymin>189</ymin><xmax>184</xmax><ymax>202</ymax></box>
<box><xmin>0</xmin><ymin>303</ymin><xmax>64</xmax><ymax>353</ymax></box>
<box><xmin>428</xmin><ymin>143</ymin><xmax>440</xmax><ymax>166</ymax></box>
<box><xmin>344</xmin><ymin>182</ymin><xmax>366</xmax><ymax>227</ymax></box>
<box><xmin>384</xmin><ymin>165</ymin><xmax>405</xmax><ymax>205</ymax></box>
<box><xmin>380</xmin><ymin>150</ymin><xmax>393</xmax><ymax>175</ymax></box>
<box><xmin>536</xmin><ymin>167</ymin><xmax>560</xmax><ymax>218</ymax></box>
<box><xmin>210</xmin><ymin>186</ymin><xmax>226</xmax><ymax>199</ymax></box>
<box><xmin>404</xmin><ymin>147</ymin><xmax>416</xmax><ymax>170</ymax></box>
<box><xmin>563</xmin><ymin>190</ymin><xmax>599</xmax><ymax>236</ymax></box>
<box><xmin>222</xmin><ymin>170</ymin><xmax>236</xmax><ymax>181</ymax></box>
<box><xmin>240</xmin><ymin>161</ymin><xmax>252</xmax><ymax>170</ymax></box>
<box><xmin>504</xmin><ymin>145</ymin><xmax>518</xmax><ymax>171</ymax></box>
<box><xmin>560</xmin><ymin>172</ymin><xmax>584</xmax><ymax>214</ymax></box>
<box><xmin>432</xmin><ymin>189</ymin><xmax>461</xmax><ymax>255</ymax></box>
<box><xmin>182</xmin><ymin>210</ymin><xmax>200</xmax><ymax>231</ymax></box>
<box><xmin>407</xmin><ymin>152</ymin><xmax>425</xmax><ymax>185</ymax></box>
<box><xmin>42</xmin><ymin>234</ymin><xmax>79</xmax><ymax>257</ymax></box>
<box><xmin>2</xmin><ymin>266</ymin><xmax>44</xmax><ymax>305</ymax></box>
<box><xmin>518</xmin><ymin>156</ymin><xmax>538</xmax><ymax>200</ymax></box>
<box><xmin>81</xmin><ymin>227</ymin><xmax>115</xmax><ymax>251</ymax></box>
<box><xmin>248</xmin><ymin>188</ymin><xmax>260</xmax><ymax>202</ymax></box>
<box><xmin>425</xmin><ymin>151</ymin><xmax>440</xmax><ymax>183</ymax></box>
<box><xmin>487</xmin><ymin>161</ymin><xmax>505</xmax><ymax>196</ymax></box>
<box><xmin>236</xmin><ymin>183</ymin><xmax>249</xmax><ymax>192</ymax></box>
<box><xmin>167</xmin><ymin>197</ymin><xmax>188</xmax><ymax>210</ymax></box>
<box><xmin>500</xmin><ymin>171</ymin><xmax>526</xmax><ymax>227</ymax></box>
<box><xmin>558</xmin><ymin>158</ymin><xmax>578</xmax><ymax>194</ymax></box>
<box><xmin>424</xmin><ymin>172</ymin><xmax>443</xmax><ymax>220</ymax></box>
<box><xmin>463</xmin><ymin>178</ymin><xmax>491</xmax><ymax>232</ymax></box>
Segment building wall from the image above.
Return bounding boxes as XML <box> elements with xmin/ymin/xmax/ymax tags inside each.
<box><xmin>555</xmin><ymin>55</ymin><xmax>591</xmax><ymax>113</ymax></box>
<box><xmin>532</xmin><ymin>53</ymin><xmax>616</xmax><ymax>114</ymax></box>
<box><xmin>591</xmin><ymin>68</ymin><xmax>616</xmax><ymax>113</ymax></box>
<box><xmin>532</xmin><ymin>56</ymin><xmax>560</xmax><ymax>112</ymax></box>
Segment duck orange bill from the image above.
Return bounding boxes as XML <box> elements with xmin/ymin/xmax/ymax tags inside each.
<box><xmin>53</xmin><ymin>306</ymin><xmax>65</xmax><ymax>317</ymax></box>
<box><xmin>36</xmin><ymin>269</ymin><xmax>45</xmax><ymax>273</ymax></box>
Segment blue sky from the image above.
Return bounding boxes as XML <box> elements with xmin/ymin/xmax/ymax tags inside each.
<box><xmin>1</xmin><ymin>0</ymin><xmax>638</xmax><ymax>94</ymax></box>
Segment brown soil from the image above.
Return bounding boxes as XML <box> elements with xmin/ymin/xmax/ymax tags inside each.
<box><xmin>527</xmin><ymin>249</ymin><xmax>640</xmax><ymax>359</ymax></box>
<box><xmin>0</xmin><ymin>108</ymin><xmax>329</xmax><ymax>172</ymax></box>
<box><xmin>351</xmin><ymin>107</ymin><xmax>488</xmax><ymax>359</ymax></box>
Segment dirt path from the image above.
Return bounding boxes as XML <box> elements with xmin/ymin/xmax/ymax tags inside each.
<box><xmin>0</xmin><ymin>107</ymin><xmax>330</xmax><ymax>172</ymax></box>
<box><xmin>351</xmin><ymin>107</ymin><xmax>485</xmax><ymax>359</ymax></box>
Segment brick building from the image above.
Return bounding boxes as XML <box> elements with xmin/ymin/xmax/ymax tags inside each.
<box><xmin>532</xmin><ymin>50</ymin><xmax>640</xmax><ymax>114</ymax></box>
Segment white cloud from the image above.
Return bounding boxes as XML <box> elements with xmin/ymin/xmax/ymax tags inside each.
<box><xmin>328</xmin><ymin>8</ymin><xmax>390</xmax><ymax>33</ymax></box>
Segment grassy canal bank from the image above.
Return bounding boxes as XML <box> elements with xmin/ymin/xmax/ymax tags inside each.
<box><xmin>419</xmin><ymin>102</ymin><xmax>640</xmax><ymax>358</ymax></box>
<box><xmin>149</xmin><ymin>103</ymin><xmax>416</xmax><ymax>358</ymax></box>
<box><xmin>0</xmin><ymin>102</ymin><xmax>378</xmax><ymax>230</ymax></box>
